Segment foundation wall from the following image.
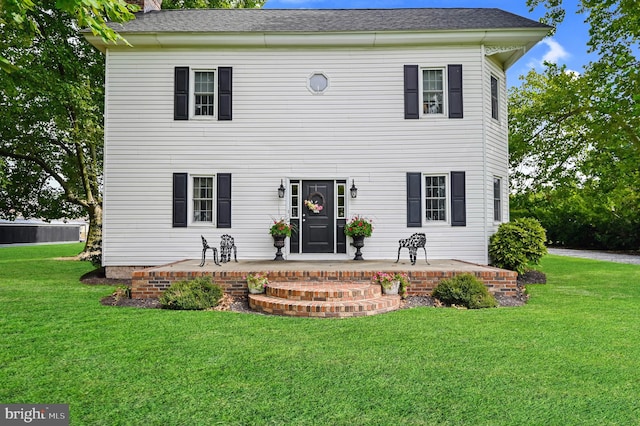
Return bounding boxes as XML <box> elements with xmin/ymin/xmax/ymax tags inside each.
<box><xmin>131</xmin><ymin>268</ymin><xmax>518</xmax><ymax>299</ymax></box>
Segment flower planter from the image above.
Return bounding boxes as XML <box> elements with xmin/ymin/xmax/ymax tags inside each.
<box><xmin>373</xmin><ymin>272</ymin><xmax>409</xmax><ymax>298</ymax></box>
<box><xmin>382</xmin><ymin>280</ymin><xmax>400</xmax><ymax>295</ymax></box>
<box><xmin>344</xmin><ymin>216</ymin><xmax>372</xmax><ymax>261</ymax></box>
<box><xmin>351</xmin><ymin>235</ymin><xmax>365</xmax><ymax>261</ymax></box>
<box><xmin>246</xmin><ymin>272</ymin><xmax>268</xmax><ymax>295</ymax></box>
<box><xmin>273</xmin><ymin>234</ymin><xmax>286</xmax><ymax>261</ymax></box>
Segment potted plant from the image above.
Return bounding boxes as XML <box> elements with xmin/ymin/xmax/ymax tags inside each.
<box><xmin>269</xmin><ymin>218</ymin><xmax>294</xmax><ymax>261</ymax></box>
<box><xmin>344</xmin><ymin>216</ymin><xmax>373</xmax><ymax>260</ymax></box>
<box><xmin>246</xmin><ymin>272</ymin><xmax>269</xmax><ymax>294</ymax></box>
<box><xmin>372</xmin><ymin>272</ymin><xmax>409</xmax><ymax>297</ymax></box>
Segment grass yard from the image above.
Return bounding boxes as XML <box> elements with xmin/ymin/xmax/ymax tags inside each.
<box><xmin>1</xmin><ymin>244</ymin><xmax>639</xmax><ymax>425</ymax></box>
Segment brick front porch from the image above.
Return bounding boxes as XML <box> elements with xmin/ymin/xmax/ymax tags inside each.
<box><xmin>131</xmin><ymin>259</ymin><xmax>518</xmax><ymax>299</ymax></box>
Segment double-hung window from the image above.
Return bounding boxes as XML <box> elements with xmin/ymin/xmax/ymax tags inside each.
<box><xmin>491</xmin><ymin>76</ymin><xmax>499</xmax><ymax>120</ymax></box>
<box><xmin>407</xmin><ymin>171</ymin><xmax>465</xmax><ymax>227</ymax></box>
<box><xmin>493</xmin><ymin>177</ymin><xmax>502</xmax><ymax>222</ymax></box>
<box><xmin>422</xmin><ymin>69</ymin><xmax>444</xmax><ymax>115</ymax></box>
<box><xmin>193</xmin><ymin>176</ymin><xmax>214</xmax><ymax>223</ymax></box>
<box><xmin>194</xmin><ymin>71</ymin><xmax>215</xmax><ymax>117</ymax></box>
<box><xmin>174</xmin><ymin>66</ymin><xmax>232</xmax><ymax>121</ymax></box>
<box><xmin>425</xmin><ymin>175</ymin><xmax>447</xmax><ymax>222</ymax></box>
<box><xmin>173</xmin><ymin>172</ymin><xmax>231</xmax><ymax>228</ymax></box>
<box><xmin>404</xmin><ymin>64</ymin><xmax>462</xmax><ymax>119</ymax></box>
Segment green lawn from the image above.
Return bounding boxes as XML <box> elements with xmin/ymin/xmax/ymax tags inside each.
<box><xmin>1</xmin><ymin>244</ymin><xmax>639</xmax><ymax>425</ymax></box>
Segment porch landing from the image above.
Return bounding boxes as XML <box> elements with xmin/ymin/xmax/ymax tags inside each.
<box><xmin>131</xmin><ymin>259</ymin><xmax>518</xmax><ymax>301</ymax></box>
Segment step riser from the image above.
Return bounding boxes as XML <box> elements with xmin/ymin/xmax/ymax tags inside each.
<box><xmin>267</xmin><ymin>283</ymin><xmax>381</xmax><ymax>301</ymax></box>
<box><xmin>249</xmin><ymin>297</ymin><xmax>400</xmax><ymax>318</ymax></box>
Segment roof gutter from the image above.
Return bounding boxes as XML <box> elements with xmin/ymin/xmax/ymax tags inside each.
<box><xmin>84</xmin><ymin>28</ymin><xmax>549</xmax><ymax>53</ymax></box>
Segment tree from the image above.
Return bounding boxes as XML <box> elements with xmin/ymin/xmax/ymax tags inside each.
<box><xmin>0</xmin><ymin>0</ymin><xmax>139</xmax><ymax>72</ymax></box>
<box><xmin>0</xmin><ymin>0</ymin><xmax>264</xmax><ymax>260</ymax></box>
<box><xmin>509</xmin><ymin>64</ymin><xmax>590</xmax><ymax>191</ymax></box>
<box><xmin>1</xmin><ymin>4</ymin><xmax>105</xmax><ymax>258</ymax></box>
<box><xmin>509</xmin><ymin>1</ymin><xmax>639</xmax><ymax>249</ymax></box>
<box><xmin>524</xmin><ymin>0</ymin><xmax>639</xmax><ymax>154</ymax></box>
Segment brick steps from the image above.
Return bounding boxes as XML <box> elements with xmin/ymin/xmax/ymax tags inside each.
<box><xmin>266</xmin><ymin>281</ymin><xmax>382</xmax><ymax>301</ymax></box>
<box><xmin>248</xmin><ymin>281</ymin><xmax>401</xmax><ymax>318</ymax></box>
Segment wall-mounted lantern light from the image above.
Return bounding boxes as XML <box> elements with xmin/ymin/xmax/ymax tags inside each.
<box><xmin>350</xmin><ymin>180</ymin><xmax>358</xmax><ymax>198</ymax></box>
<box><xmin>278</xmin><ymin>179</ymin><xmax>286</xmax><ymax>198</ymax></box>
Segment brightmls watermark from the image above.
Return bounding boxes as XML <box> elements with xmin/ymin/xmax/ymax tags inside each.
<box><xmin>1</xmin><ymin>405</ymin><xmax>68</xmax><ymax>425</ymax></box>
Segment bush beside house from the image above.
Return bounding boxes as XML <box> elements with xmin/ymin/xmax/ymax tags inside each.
<box><xmin>159</xmin><ymin>276</ymin><xmax>223</xmax><ymax>310</ymax></box>
<box><xmin>489</xmin><ymin>218</ymin><xmax>548</xmax><ymax>275</ymax></box>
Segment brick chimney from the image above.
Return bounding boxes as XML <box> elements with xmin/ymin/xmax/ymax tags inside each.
<box><xmin>126</xmin><ymin>0</ymin><xmax>162</xmax><ymax>13</ymax></box>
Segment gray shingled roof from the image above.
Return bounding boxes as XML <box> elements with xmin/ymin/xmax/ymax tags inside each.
<box><xmin>110</xmin><ymin>8</ymin><xmax>549</xmax><ymax>33</ymax></box>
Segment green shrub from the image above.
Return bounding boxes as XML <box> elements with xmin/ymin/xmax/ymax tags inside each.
<box><xmin>489</xmin><ymin>217</ymin><xmax>548</xmax><ymax>274</ymax></box>
<box><xmin>159</xmin><ymin>276</ymin><xmax>223</xmax><ymax>310</ymax></box>
<box><xmin>432</xmin><ymin>273</ymin><xmax>498</xmax><ymax>309</ymax></box>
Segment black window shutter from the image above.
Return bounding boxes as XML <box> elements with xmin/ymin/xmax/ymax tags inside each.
<box><xmin>407</xmin><ymin>172</ymin><xmax>422</xmax><ymax>227</ymax></box>
<box><xmin>174</xmin><ymin>67</ymin><xmax>189</xmax><ymax>120</ymax></box>
<box><xmin>448</xmin><ymin>64</ymin><xmax>463</xmax><ymax>119</ymax></box>
<box><xmin>172</xmin><ymin>173</ymin><xmax>188</xmax><ymax>227</ymax></box>
<box><xmin>217</xmin><ymin>173</ymin><xmax>232</xmax><ymax>228</ymax></box>
<box><xmin>404</xmin><ymin>65</ymin><xmax>419</xmax><ymax>119</ymax></box>
<box><xmin>450</xmin><ymin>171</ymin><xmax>466</xmax><ymax>226</ymax></box>
<box><xmin>218</xmin><ymin>67</ymin><xmax>232</xmax><ymax>121</ymax></box>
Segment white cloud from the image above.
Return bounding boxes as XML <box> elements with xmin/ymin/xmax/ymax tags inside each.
<box><xmin>541</xmin><ymin>39</ymin><xmax>570</xmax><ymax>64</ymax></box>
<box><xmin>526</xmin><ymin>38</ymin><xmax>570</xmax><ymax>70</ymax></box>
<box><xmin>565</xmin><ymin>69</ymin><xmax>581</xmax><ymax>78</ymax></box>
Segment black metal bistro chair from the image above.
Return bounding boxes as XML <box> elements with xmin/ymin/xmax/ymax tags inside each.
<box><xmin>199</xmin><ymin>235</ymin><xmax>220</xmax><ymax>267</ymax></box>
<box><xmin>219</xmin><ymin>234</ymin><xmax>238</xmax><ymax>263</ymax></box>
<box><xmin>395</xmin><ymin>233</ymin><xmax>429</xmax><ymax>265</ymax></box>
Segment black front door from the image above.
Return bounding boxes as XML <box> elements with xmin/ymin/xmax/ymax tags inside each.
<box><xmin>302</xmin><ymin>180</ymin><xmax>334</xmax><ymax>253</ymax></box>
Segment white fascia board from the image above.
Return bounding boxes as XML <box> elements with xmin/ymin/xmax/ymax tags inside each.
<box><xmin>85</xmin><ymin>28</ymin><xmax>549</xmax><ymax>52</ymax></box>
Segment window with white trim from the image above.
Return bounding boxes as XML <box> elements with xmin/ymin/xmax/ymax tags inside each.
<box><xmin>425</xmin><ymin>175</ymin><xmax>447</xmax><ymax>222</ymax></box>
<box><xmin>493</xmin><ymin>177</ymin><xmax>502</xmax><ymax>222</ymax></box>
<box><xmin>290</xmin><ymin>182</ymin><xmax>300</xmax><ymax>218</ymax></box>
<box><xmin>194</xmin><ymin>71</ymin><xmax>215</xmax><ymax>117</ymax></box>
<box><xmin>422</xmin><ymin>68</ymin><xmax>445</xmax><ymax>115</ymax></box>
<box><xmin>193</xmin><ymin>176</ymin><xmax>214</xmax><ymax>222</ymax></box>
<box><xmin>491</xmin><ymin>75</ymin><xmax>499</xmax><ymax>120</ymax></box>
<box><xmin>337</xmin><ymin>182</ymin><xmax>346</xmax><ymax>219</ymax></box>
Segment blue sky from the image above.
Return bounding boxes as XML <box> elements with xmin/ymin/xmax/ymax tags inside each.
<box><xmin>262</xmin><ymin>0</ymin><xmax>592</xmax><ymax>86</ymax></box>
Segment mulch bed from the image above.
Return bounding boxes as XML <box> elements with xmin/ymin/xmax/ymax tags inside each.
<box><xmin>80</xmin><ymin>267</ymin><xmax>131</xmax><ymax>286</ymax></box>
<box><xmin>517</xmin><ymin>270</ymin><xmax>547</xmax><ymax>284</ymax></box>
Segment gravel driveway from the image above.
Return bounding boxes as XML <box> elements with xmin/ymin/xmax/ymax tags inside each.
<box><xmin>548</xmin><ymin>248</ymin><xmax>640</xmax><ymax>265</ymax></box>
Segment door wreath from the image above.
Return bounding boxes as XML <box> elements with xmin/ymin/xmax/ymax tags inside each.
<box><xmin>304</xmin><ymin>192</ymin><xmax>324</xmax><ymax>214</ymax></box>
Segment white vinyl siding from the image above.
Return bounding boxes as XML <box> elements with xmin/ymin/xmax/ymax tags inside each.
<box><xmin>484</xmin><ymin>56</ymin><xmax>509</xmax><ymax>231</ymax></box>
<box><xmin>101</xmin><ymin>45</ymin><xmax>493</xmax><ymax>266</ymax></box>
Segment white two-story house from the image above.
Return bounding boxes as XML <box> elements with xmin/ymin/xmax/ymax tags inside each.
<box><xmin>85</xmin><ymin>6</ymin><xmax>549</xmax><ymax>278</ymax></box>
